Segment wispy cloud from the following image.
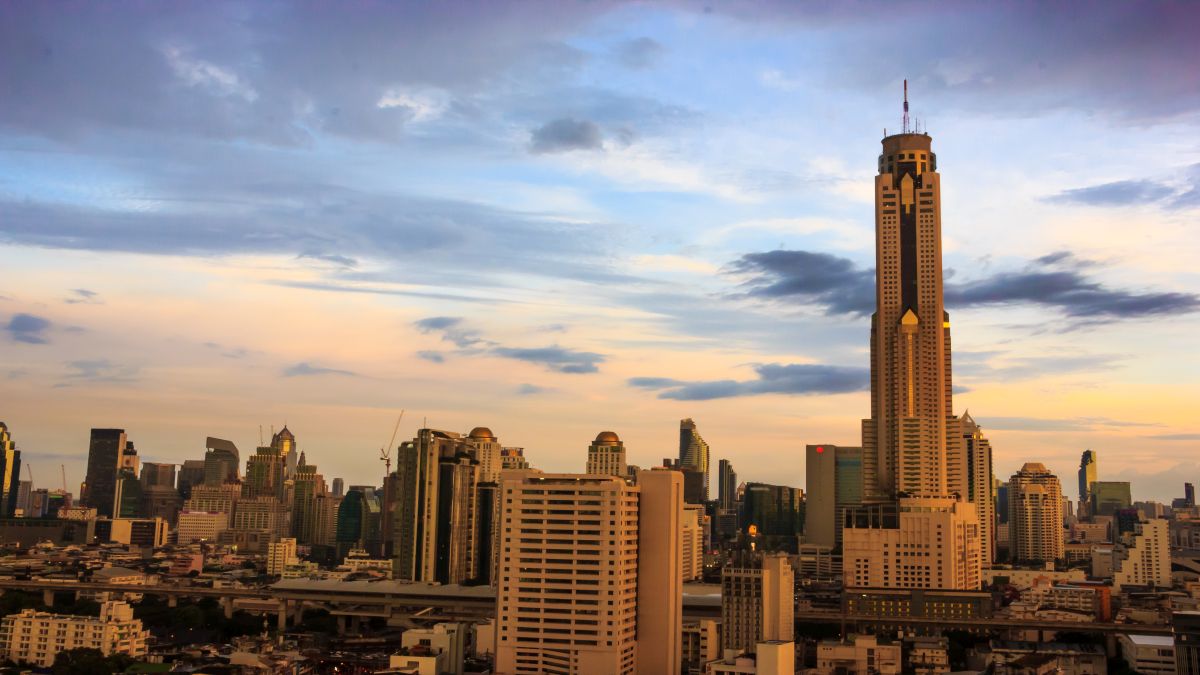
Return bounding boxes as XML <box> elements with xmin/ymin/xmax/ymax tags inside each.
<box><xmin>415</xmin><ymin>316</ymin><xmax>605</xmax><ymax>373</ymax></box>
<box><xmin>614</xmin><ymin>37</ymin><xmax>664</xmax><ymax>70</ymax></box>
<box><xmin>61</xmin><ymin>359</ymin><xmax>140</xmax><ymax>384</ymax></box>
<box><xmin>629</xmin><ymin>363</ymin><xmax>867</xmax><ymax>401</ymax></box>
<box><xmin>529</xmin><ymin>118</ymin><xmax>604</xmax><ymax>154</ymax></box>
<box><xmin>980</xmin><ymin>416</ymin><xmax>1158</xmax><ymax>432</ymax></box>
<box><xmin>282</xmin><ymin>362</ymin><xmax>356</xmax><ymax>377</ymax></box>
<box><xmin>492</xmin><ymin>346</ymin><xmax>605</xmax><ymax>374</ymax></box>
<box><xmin>64</xmin><ymin>288</ymin><xmax>101</xmax><ymax>305</ymax></box>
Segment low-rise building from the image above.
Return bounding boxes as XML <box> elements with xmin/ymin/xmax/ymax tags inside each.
<box><xmin>683</xmin><ymin>620</ymin><xmax>721</xmax><ymax>675</ymax></box>
<box><xmin>398</xmin><ymin>623</ymin><xmax>465</xmax><ymax>675</ymax></box>
<box><xmin>0</xmin><ymin>601</ymin><xmax>148</xmax><ymax>667</ymax></box>
<box><xmin>905</xmin><ymin>636</ymin><xmax>950</xmax><ymax>675</ymax></box>
<box><xmin>817</xmin><ymin>635</ymin><xmax>901</xmax><ymax>675</ymax></box>
<box><xmin>177</xmin><ymin>510</ymin><xmax>228</xmax><ymax>544</ymax></box>
<box><xmin>1118</xmin><ymin>634</ymin><xmax>1175</xmax><ymax>675</ymax></box>
<box><xmin>970</xmin><ymin>640</ymin><xmax>1106</xmax><ymax>675</ymax></box>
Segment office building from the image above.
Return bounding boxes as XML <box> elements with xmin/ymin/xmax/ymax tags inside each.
<box><xmin>842</xmin><ymin>497</ymin><xmax>982</xmax><ymax>590</ymax></box>
<box><xmin>337</xmin><ymin>486</ymin><xmax>382</xmax><ymax>558</ymax></box>
<box><xmin>0</xmin><ymin>422</ymin><xmax>20</xmax><ymax>517</ymax></box>
<box><xmin>586</xmin><ymin>431</ymin><xmax>627</xmax><ymax>478</ymax></box>
<box><xmin>1091</xmin><ymin>480</ymin><xmax>1132</xmax><ymax>517</ymax></box>
<box><xmin>0</xmin><ymin>601</ymin><xmax>148</xmax><ymax>667</ymax></box>
<box><xmin>271</xmin><ymin>426</ymin><xmax>298</xmax><ymax>479</ymax></box>
<box><xmin>721</xmin><ymin>552</ymin><xmax>794</xmax><ymax>654</ymax></box>
<box><xmin>805</xmin><ymin>444</ymin><xmax>862</xmax><ymax>549</ymax></box>
<box><xmin>718</xmin><ymin>459</ymin><xmax>738</xmax><ymax>510</ymax></box>
<box><xmin>740</xmin><ymin>483</ymin><xmax>804</xmax><ymax>552</ymax></box>
<box><xmin>952</xmin><ymin>413</ymin><xmax>995</xmax><ymax>564</ymax></box>
<box><xmin>177</xmin><ymin>510</ymin><xmax>227</xmax><ymax>543</ymax></box>
<box><xmin>292</xmin><ymin>452</ymin><xmax>328</xmax><ymax>545</ymax></box>
<box><xmin>14</xmin><ymin>480</ymin><xmax>31</xmax><ymax>516</ymax></box>
<box><xmin>494</xmin><ymin>470</ymin><xmax>682</xmax><ymax>675</ymax></box>
<box><xmin>82</xmin><ymin>428</ymin><xmax>125</xmax><ymax>518</ymax></box>
<box><xmin>203</xmin><ymin>436</ymin><xmax>240</xmax><ymax>485</ymax></box>
<box><xmin>1078</xmin><ymin>450</ymin><xmax>1098</xmax><ymax>519</ymax></box>
<box><xmin>232</xmin><ymin>495</ymin><xmax>289</xmax><ymax>539</ymax></box>
<box><xmin>138</xmin><ymin>462</ymin><xmax>180</xmax><ymax>527</ymax></box>
<box><xmin>1188</xmin><ymin>483</ymin><xmax>1197</xmax><ymax>508</ymax></box>
<box><xmin>1008</xmin><ymin>463</ymin><xmax>1065</xmax><ymax>564</ymax></box>
<box><xmin>331</xmin><ymin>477</ymin><xmax>344</xmax><ymax>498</ymax></box>
<box><xmin>679</xmin><ymin>419</ymin><xmax>710</xmax><ymax>502</ymax></box>
<box><xmin>243</xmin><ymin>446</ymin><xmax>286</xmax><ymax>500</ymax></box>
<box><xmin>177</xmin><ymin>459</ymin><xmax>206</xmax><ymax>500</ymax></box>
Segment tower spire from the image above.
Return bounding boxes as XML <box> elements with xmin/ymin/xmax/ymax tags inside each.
<box><xmin>903</xmin><ymin>79</ymin><xmax>910</xmax><ymax>134</ymax></box>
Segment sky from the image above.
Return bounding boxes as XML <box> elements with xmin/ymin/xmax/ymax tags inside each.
<box><xmin>2</xmin><ymin>2</ymin><xmax>1199</xmax><ymax>503</ymax></box>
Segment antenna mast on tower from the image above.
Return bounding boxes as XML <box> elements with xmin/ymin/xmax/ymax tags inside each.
<box><xmin>902</xmin><ymin>79</ymin><xmax>910</xmax><ymax>134</ymax></box>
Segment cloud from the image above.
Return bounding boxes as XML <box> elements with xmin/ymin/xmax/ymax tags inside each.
<box><xmin>529</xmin><ymin>118</ymin><xmax>604</xmax><ymax>154</ymax></box>
<box><xmin>615</xmin><ymin>37</ymin><xmax>664</xmax><ymax>70</ymax></box>
<box><xmin>516</xmin><ymin>383</ymin><xmax>552</xmax><ymax>395</ymax></box>
<box><xmin>630</xmin><ymin>363</ymin><xmax>868</xmax><ymax>401</ymax></box>
<box><xmin>298</xmin><ymin>253</ymin><xmax>358</xmax><ymax>268</ymax></box>
<box><xmin>954</xmin><ymin>351</ymin><xmax>1124</xmax><ymax>381</ymax></box>
<box><xmin>980</xmin><ymin>416</ymin><xmax>1158</xmax><ymax>432</ymax></box>
<box><xmin>413</xmin><ymin>316</ymin><xmax>486</xmax><ymax>349</ymax></box>
<box><xmin>1045</xmin><ymin>180</ymin><xmax>1176</xmax><ymax>207</ymax></box>
<box><xmin>417</xmin><ymin>350</ymin><xmax>446</xmax><ymax>364</ymax></box>
<box><xmin>1145</xmin><ymin>433</ymin><xmax>1200</xmax><ymax>441</ymax></box>
<box><xmin>63</xmin><ymin>359</ymin><xmax>139</xmax><ymax>384</ymax></box>
<box><xmin>492</xmin><ymin>346</ymin><xmax>605</xmax><ymax>374</ymax></box>
<box><xmin>282</xmin><ymin>362</ymin><xmax>356</xmax><ymax>377</ymax></box>
<box><xmin>64</xmin><ymin>288</ymin><xmax>101</xmax><ymax>305</ymax></box>
<box><xmin>6</xmin><ymin>313</ymin><xmax>51</xmax><ymax>344</ymax></box>
<box><xmin>730</xmin><ymin>248</ymin><xmax>1200</xmax><ymax>321</ymax></box>
<box><xmin>728</xmin><ymin>250</ymin><xmax>875</xmax><ymax>316</ymax></box>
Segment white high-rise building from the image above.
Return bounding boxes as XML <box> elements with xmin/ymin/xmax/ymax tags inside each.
<box><xmin>1113</xmin><ymin>518</ymin><xmax>1171</xmax><ymax>590</ymax></box>
<box><xmin>1008</xmin><ymin>463</ymin><xmax>1065</xmax><ymax>564</ymax></box>
<box><xmin>586</xmin><ymin>431</ymin><xmax>627</xmax><ymax>478</ymax></box>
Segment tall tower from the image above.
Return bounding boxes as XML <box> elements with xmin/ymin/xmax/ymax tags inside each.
<box><xmin>1078</xmin><ymin>449</ymin><xmax>1098</xmax><ymax>519</ymax></box>
<box><xmin>678</xmin><ymin>419</ymin><xmax>710</xmax><ymax>501</ymax></box>
<box><xmin>587</xmin><ymin>431</ymin><xmax>627</xmax><ymax>477</ymax></box>
<box><xmin>860</xmin><ymin>89</ymin><xmax>951</xmax><ymax>500</ymax></box>
<box><xmin>1008</xmin><ymin>462</ymin><xmax>1065</xmax><ymax>564</ymax></box>
<box><xmin>0</xmin><ymin>423</ymin><xmax>21</xmax><ymax>517</ymax></box>
<box><xmin>82</xmin><ymin>428</ymin><xmax>126</xmax><ymax>518</ymax></box>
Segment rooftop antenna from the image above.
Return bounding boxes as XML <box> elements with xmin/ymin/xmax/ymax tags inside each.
<box><xmin>902</xmin><ymin>78</ymin><xmax>910</xmax><ymax>134</ymax></box>
<box><xmin>258</xmin><ymin>425</ymin><xmax>264</xmax><ymax>447</ymax></box>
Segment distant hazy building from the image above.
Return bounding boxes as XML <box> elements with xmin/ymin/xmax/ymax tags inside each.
<box><xmin>139</xmin><ymin>462</ymin><xmax>180</xmax><ymax>526</ymax></box>
<box><xmin>82</xmin><ymin>428</ymin><xmax>125</xmax><ymax>518</ymax></box>
<box><xmin>0</xmin><ymin>422</ymin><xmax>21</xmax><ymax>517</ymax></box>
<box><xmin>331</xmin><ymin>477</ymin><xmax>344</xmax><ymax>498</ymax></box>
<box><xmin>1092</xmin><ymin>481</ymin><xmax>1132</xmax><ymax>517</ymax></box>
<box><xmin>1078</xmin><ymin>450</ymin><xmax>1098</xmax><ymax>519</ymax></box>
<box><xmin>586</xmin><ymin>431</ymin><xmax>627</xmax><ymax>478</ymax></box>
<box><xmin>177</xmin><ymin>510</ymin><xmax>228</xmax><ymax>543</ymax></box>
<box><xmin>721</xmin><ymin>552</ymin><xmax>794</xmax><ymax>654</ymax></box>
<box><xmin>176</xmin><ymin>459</ymin><xmax>206</xmax><ymax>500</ymax></box>
<box><xmin>843</xmin><ymin>497</ymin><xmax>982</xmax><ymax>590</ymax></box>
<box><xmin>1008</xmin><ymin>463</ymin><xmax>1065</xmax><ymax>564</ymax></box>
<box><xmin>112</xmin><ymin>441</ymin><xmax>142</xmax><ymax>519</ymax></box>
<box><xmin>953</xmin><ymin>414</ymin><xmax>995</xmax><ymax>564</ymax></box>
<box><xmin>805</xmin><ymin>444</ymin><xmax>862</xmax><ymax>549</ymax></box>
<box><xmin>494</xmin><ymin>470</ymin><xmax>682</xmax><ymax>675</ymax></box>
<box><xmin>679</xmin><ymin>418</ymin><xmax>710</xmax><ymax>502</ymax></box>
<box><xmin>203</xmin><ymin>437</ymin><xmax>240</xmax><ymax>485</ymax></box>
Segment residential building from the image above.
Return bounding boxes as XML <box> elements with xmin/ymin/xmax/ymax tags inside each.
<box><xmin>398</xmin><ymin>623</ymin><xmax>466</xmax><ymax>675</ymax></box>
<box><xmin>683</xmin><ymin>503</ymin><xmax>705</xmax><ymax>582</ymax></box>
<box><xmin>494</xmin><ymin>470</ymin><xmax>682</xmax><ymax>675</ymax></box>
<box><xmin>842</xmin><ymin>497</ymin><xmax>982</xmax><ymax>590</ymax></box>
<box><xmin>0</xmin><ymin>601</ymin><xmax>148</xmax><ymax>667</ymax></box>
<box><xmin>952</xmin><ymin>413</ymin><xmax>995</xmax><ymax>564</ymax></box>
<box><xmin>679</xmin><ymin>419</ymin><xmax>711</xmax><ymax>502</ymax></box>
<box><xmin>500</xmin><ymin>446</ymin><xmax>530</xmax><ymax>471</ymax></box>
<box><xmin>586</xmin><ymin>430</ymin><xmax>627</xmax><ymax>478</ymax></box>
<box><xmin>683</xmin><ymin>620</ymin><xmax>721</xmax><ymax>675</ymax></box>
<box><xmin>1008</xmin><ymin>463</ymin><xmax>1065</xmax><ymax>564</ymax></box>
<box><xmin>721</xmin><ymin>552</ymin><xmax>793</xmax><ymax>654</ymax></box>
<box><xmin>1118</xmin><ymin>634</ymin><xmax>1175</xmax><ymax>675</ymax></box>
<box><xmin>267</xmin><ymin>538</ymin><xmax>298</xmax><ymax>576</ymax></box>
<box><xmin>818</xmin><ymin>635</ymin><xmax>902</xmax><ymax>675</ymax></box>
<box><xmin>1112</xmin><ymin>518</ymin><xmax>1171</xmax><ymax>589</ymax></box>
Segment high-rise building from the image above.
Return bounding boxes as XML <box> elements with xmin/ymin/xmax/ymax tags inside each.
<box><xmin>805</xmin><ymin>444</ymin><xmax>863</xmax><ymax>549</ymax></box>
<box><xmin>292</xmin><ymin>451</ymin><xmax>328</xmax><ymax>545</ymax></box>
<box><xmin>139</xmin><ymin>462</ymin><xmax>180</xmax><ymax>527</ymax></box>
<box><xmin>468</xmin><ymin>427</ymin><xmax>504</xmax><ymax>483</ymax></box>
<box><xmin>113</xmin><ymin>441</ymin><xmax>142</xmax><ymax>518</ymax></box>
<box><xmin>1091</xmin><ymin>481</ymin><xmax>1132</xmax><ymax>517</ymax></box>
<box><xmin>721</xmin><ymin>552</ymin><xmax>794</xmax><ymax>654</ymax></box>
<box><xmin>0</xmin><ymin>423</ymin><xmax>22</xmax><ymax>517</ymax></box>
<box><xmin>740</xmin><ymin>483</ymin><xmax>804</xmax><ymax>553</ymax></box>
<box><xmin>177</xmin><ymin>460</ymin><xmax>206</xmax><ymax>501</ymax></box>
<box><xmin>15</xmin><ymin>481</ymin><xmax>31</xmax><ymax>517</ymax></box>
<box><xmin>82</xmin><ymin>428</ymin><xmax>125</xmax><ymax>518</ymax></box>
<box><xmin>679</xmin><ymin>419</ymin><xmax>710</xmax><ymax>502</ymax></box>
<box><xmin>1008</xmin><ymin>463</ymin><xmax>1065</xmax><ymax>564</ymax></box>
<box><xmin>336</xmin><ymin>486</ymin><xmax>382</xmax><ymax>558</ymax></box>
<box><xmin>718</xmin><ymin>459</ymin><xmax>738</xmax><ymax>510</ymax></box>
<box><xmin>203</xmin><ymin>437</ymin><xmax>240</xmax><ymax>486</ymax></box>
<box><xmin>243</xmin><ymin>446</ymin><xmax>286</xmax><ymax>500</ymax></box>
<box><xmin>1078</xmin><ymin>450</ymin><xmax>1098</xmax><ymax>519</ymax></box>
<box><xmin>494</xmin><ymin>470</ymin><xmax>682</xmax><ymax>675</ymax></box>
<box><xmin>586</xmin><ymin>431</ymin><xmax>627</xmax><ymax>478</ymax></box>
<box><xmin>272</xmin><ymin>426</ymin><xmax>298</xmax><ymax>479</ymax></box>
<box><xmin>682</xmin><ymin>503</ymin><xmax>705</xmax><ymax>582</ymax></box>
<box><xmin>843</xmin><ymin>93</ymin><xmax>987</xmax><ymax>591</ymax></box>
<box><xmin>953</xmin><ymin>413</ymin><xmax>995</xmax><ymax>564</ymax></box>
<box><xmin>1111</xmin><ymin>518</ymin><xmax>1170</xmax><ymax>590</ymax></box>
<box><xmin>500</xmin><ymin>446</ymin><xmax>530</xmax><ymax>471</ymax></box>
<box><xmin>1188</xmin><ymin>483</ymin><xmax>1197</xmax><ymax>508</ymax></box>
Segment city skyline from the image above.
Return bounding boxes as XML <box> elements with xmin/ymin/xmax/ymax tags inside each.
<box><xmin>3</xmin><ymin>3</ymin><xmax>1200</xmax><ymax>500</ymax></box>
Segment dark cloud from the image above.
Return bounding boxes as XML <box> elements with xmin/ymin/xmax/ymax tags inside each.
<box><xmin>630</xmin><ymin>363</ymin><xmax>868</xmax><ymax>401</ymax></box>
<box><xmin>282</xmin><ymin>362</ymin><xmax>356</xmax><ymax>377</ymax></box>
<box><xmin>728</xmin><ymin>250</ymin><xmax>875</xmax><ymax>316</ymax></box>
<box><xmin>731</xmin><ymin>248</ymin><xmax>1200</xmax><ymax>321</ymax></box>
<box><xmin>417</xmin><ymin>350</ymin><xmax>446</xmax><ymax>364</ymax></box>
<box><xmin>1045</xmin><ymin>180</ymin><xmax>1176</xmax><ymax>207</ymax></box>
<box><xmin>492</xmin><ymin>346</ymin><xmax>605</xmax><ymax>374</ymax></box>
<box><xmin>615</xmin><ymin>37</ymin><xmax>664</xmax><ymax>70</ymax></box>
<box><xmin>413</xmin><ymin>316</ymin><xmax>485</xmax><ymax>348</ymax></box>
<box><xmin>529</xmin><ymin>118</ymin><xmax>603</xmax><ymax>154</ymax></box>
<box><xmin>7</xmin><ymin>313</ymin><xmax>51</xmax><ymax>344</ymax></box>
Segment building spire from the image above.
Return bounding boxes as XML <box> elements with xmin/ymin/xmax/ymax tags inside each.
<box><xmin>902</xmin><ymin>78</ymin><xmax>910</xmax><ymax>134</ymax></box>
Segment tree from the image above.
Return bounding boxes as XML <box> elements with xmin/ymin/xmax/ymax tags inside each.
<box><xmin>51</xmin><ymin>648</ymin><xmax>134</xmax><ymax>675</ymax></box>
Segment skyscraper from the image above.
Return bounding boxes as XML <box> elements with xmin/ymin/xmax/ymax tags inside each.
<box><xmin>954</xmin><ymin>413</ymin><xmax>996</xmax><ymax>564</ymax></box>
<box><xmin>494</xmin><ymin>470</ymin><xmax>682</xmax><ymax>675</ymax></box>
<box><xmin>805</xmin><ymin>444</ymin><xmax>862</xmax><ymax>549</ymax></box>
<box><xmin>1078</xmin><ymin>449</ymin><xmax>1098</xmax><ymax>519</ymax></box>
<box><xmin>1091</xmin><ymin>480</ymin><xmax>1132</xmax><ymax>517</ymax></box>
<box><xmin>1008</xmin><ymin>463</ymin><xmax>1064</xmax><ymax>564</ymax></box>
<box><xmin>586</xmin><ymin>431</ymin><xmax>627</xmax><ymax>477</ymax></box>
<box><xmin>82</xmin><ymin>429</ymin><xmax>126</xmax><ymax>518</ymax></box>
<box><xmin>842</xmin><ymin>90</ymin><xmax>982</xmax><ymax>590</ymax></box>
<box><xmin>679</xmin><ymin>418</ymin><xmax>710</xmax><ymax>502</ymax></box>
<box><xmin>292</xmin><ymin>451</ymin><xmax>328</xmax><ymax>545</ymax></box>
<box><xmin>271</xmin><ymin>426</ymin><xmax>298</xmax><ymax>479</ymax></box>
<box><xmin>331</xmin><ymin>477</ymin><xmax>344</xmax><ymax>498</ymax></box>
<box><xmin>1188</xmin><ymin>483</ymin><xmax>1197</xmax><ymax>508</ymax></box>
<box><xmin>203</xmin><ymin>437</ymin><xmax>240</xmax><ymax>486</ymax></box>
<box><xmin>0</xmin><ymin>423</ymin><xmax>22</xmax><ymax>517</ymax></box>
<box><xmin>721</xmin><ymin>552</ymin><xmax>794</xmax><ymax>654</ymax></box>
<box><xmin>718</xmin><ymin>459</ymin><xmax>738</xmax><ymax>510</ymax></box>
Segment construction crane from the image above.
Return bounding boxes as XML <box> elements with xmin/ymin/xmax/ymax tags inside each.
<box><xmin>25</xmin><ymin>464</ymin><xmax>32</xmax><ymax>486</ymax></box>
<box><xmin>380</xmin><ymin>410</ymin><xmax>404</xmax><ymax>475</ymax></box>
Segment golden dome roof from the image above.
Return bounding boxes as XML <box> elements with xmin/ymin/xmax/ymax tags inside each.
<box><xmin>594</xmin><ymin>431</ymin><xmax>620</xmax><ymax>444</ymax></box>
<box><xmin>469</xmin><ymin>427</ymin><xmax>496</xmax><ymax>440</ymax></box>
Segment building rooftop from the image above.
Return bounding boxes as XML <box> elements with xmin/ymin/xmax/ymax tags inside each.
<box><xmin>1126</xmin><ymin>634</ymin><xmax>1175</xmax><ymax>647</ymax></box>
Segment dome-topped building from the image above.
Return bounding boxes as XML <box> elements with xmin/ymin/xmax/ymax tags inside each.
<box><xmin>469</xmin><ymin>427</ymin><xmax>496</xmax><ymax>440</ymax></box>
<box><xmin>594</xmin><ymin>431</ymin><xmax>621</xmax><ymax>445</ymax></box>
